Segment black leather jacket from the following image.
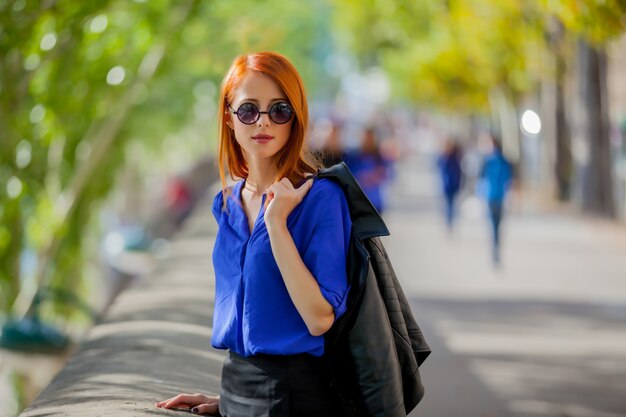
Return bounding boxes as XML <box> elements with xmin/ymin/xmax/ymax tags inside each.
<box><xmin>317</xmin><ymin>163</ymin><xmax>431</xmax><ymax>417</ymax></box>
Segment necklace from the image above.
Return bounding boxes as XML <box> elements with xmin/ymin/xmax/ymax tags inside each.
<box><xmin>244</xmin><ymin>182</ymin><xmax>260</xmax><ymax>193</ymax></box>
<box><xmin>243</xmin><ymin>181</ymin><xmax>269</xmax><ymax>197</ymax></box>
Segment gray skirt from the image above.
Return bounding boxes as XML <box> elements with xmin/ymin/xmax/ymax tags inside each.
<box><xmin>219</xmin><ymin>350</ymin><xmax>342</xmax><ymax>417</ymax></box>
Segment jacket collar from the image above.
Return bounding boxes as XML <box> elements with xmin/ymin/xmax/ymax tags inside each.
<box><xmin>315</xmin><ymin>162</ymin><xmax>389</xmax><ymax>240</ymax></box>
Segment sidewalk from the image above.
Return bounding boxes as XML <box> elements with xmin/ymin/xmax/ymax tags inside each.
<box><xmin>387</xmin><ymin>153</ymin><xmax>626</xmax><ymax>417</ymax></box>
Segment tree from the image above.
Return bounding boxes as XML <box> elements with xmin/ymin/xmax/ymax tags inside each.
<box><xmin>1</xmin><ymin>0</ymin><xmax>206</xmax><ymax>321</ymax></box>
<box><xmin>542</xmin><ymin>0</ymin><xmax>626</xmax><ymax>216</ymax></box>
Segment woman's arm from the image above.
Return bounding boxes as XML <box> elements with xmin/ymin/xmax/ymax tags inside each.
<box><xmin>264</xmin><ymin>178</ymin><xmax>335</xmax><ymax>337</ymax></box>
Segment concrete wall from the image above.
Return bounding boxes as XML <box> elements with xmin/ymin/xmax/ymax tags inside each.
<box><xmin>19</xmin><ymin>191</ymin><xmax>224</xmax><ymax>417</ymax></box>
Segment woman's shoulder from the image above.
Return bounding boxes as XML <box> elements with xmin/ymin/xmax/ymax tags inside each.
<box><xmin>212</xmin><ymin>181</ymin><xmax>242</xmax><ymax>217</ymax></box>
<box><xmin>211</xmin><ymin>188</ymin><xmax>225</xmax><ymax>219</ymax></box>
<box><xmin>298</xmin><ymin>177</ymin><xmax>351</xmax><ymax>230</ymax></box>
<box><xmin>309</xmin><ymin>177</ymin><xmax>344</xmax><ymax>198</ymax></box>
<box><xmin>303</xmin><ymin>177</ymin><xmax>348</xmax><ymax>211</ymax></box>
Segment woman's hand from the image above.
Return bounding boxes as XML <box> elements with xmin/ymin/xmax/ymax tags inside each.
<box><xmin>264</xmin><ymin>177</ymin><xmax>313</xmax><ymax>229</ymax></box>
<box><xmin>155</xmin><ymin>393</ymin><xmax>219</xmax><ymax>415</ymax></box>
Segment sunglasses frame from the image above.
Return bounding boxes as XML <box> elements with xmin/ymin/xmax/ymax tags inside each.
<box><xmin>227</xmin><ymin>101</ymin><xmax>294</xmax><ymax>125</ymax></box>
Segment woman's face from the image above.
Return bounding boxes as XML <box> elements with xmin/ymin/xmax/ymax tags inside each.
<box><xmin>227</xmin><ymin>71</ymin><xmax>293</xmax><ymax>163</ymax></box>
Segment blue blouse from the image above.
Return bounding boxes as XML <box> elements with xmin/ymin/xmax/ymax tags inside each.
<box><xmin>211</xmin><ymin>178</ymin><xmax>352</xmax><ymax>358</ymax></box>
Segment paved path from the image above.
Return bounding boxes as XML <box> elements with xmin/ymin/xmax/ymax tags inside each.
<box><xmin>386</xmin><ymin>154</ymin><xmax>626</xmax><ymax>417</ymax></box>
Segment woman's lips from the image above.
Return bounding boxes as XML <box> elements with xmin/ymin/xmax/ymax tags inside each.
<box><xmin>252</xmin><ymin>134</ymin><xmax>273</xmax><ymax>143</ymax></box>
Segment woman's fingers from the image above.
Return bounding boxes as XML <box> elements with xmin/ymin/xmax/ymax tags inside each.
<box><xmin>267</xmin><ymin>183</ymin><xmax>279</xmax><ymax>202</ymax></box>
<box><xmin>273</xmin><ymin>180</ymin><xmax>291</xmax><ymax>195</ymax></box>
<box><xmin>267</xmin><ymin>180</ymin><xmax>289</xmax><ymax>201</ymax></box>
<box><xmin>156</xmin><ymin>394</ymin><xmax>189</xmax><ymax>409</ymax></box>
<box><xmin>265</xmin><ymin>177</ymin><xmax>313</xmax><ymax>223</ymax></box>
<box><xmin>295</xmin><ymin>177</ymin><xmax>313</xmax><ymax>199</ymax></box>
<box><xmin>273</xmin><ymin>177</ymin><xmax>312</xmax><ymax>200</ymax></box>
<box><xmin>191</xmin><ymin>401</ymin><xmax>220</xmax><ymax>415</ymax></box>
<box><xmin>155</xmin><ymin>393</ymin><xmax>208</xmax><ymax>409</ymax></box>
<box><xmin>155</xmin><ymin>394</ymin><xmax>181</xmax><ymax>408</ymax></box>
<box><xmin>279</xmin><ymin>177</ymin><xmax>293</xmax><ymax>190</ymax></box>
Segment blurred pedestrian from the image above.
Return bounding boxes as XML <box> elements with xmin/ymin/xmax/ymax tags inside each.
<box><xmin>346</xmin><ymin>127</ymin><xmax>389</xmax><ymax>214</ymax></box>
<box><xmin>478</xmin><ymin>133</ymin><xmax>513</xmax><ymax>266</ymax></box>
<box><xmin>165</xmin><ymin>176</ymin><xmax>192</xmax><ymax>226</ymax></box>
<box><xmin>436</xmin><ymin>139</ymin><xmax>463</xmax><ymax>232</ymax></box>
<box><xmin>156</xmin><ymin>52</ymin><xmax>349</xmax><ymax>416</ymax></box>
<box><xmin>317</xmin><ymin>121</ymin><xmax>347</xmax><ymax>167</ymax></box>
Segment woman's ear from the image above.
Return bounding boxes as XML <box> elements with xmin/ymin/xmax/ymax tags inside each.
<box><xmin>225</xmin><ymin>111</ymin><xmax>234</xmax><ymax>129</ymax></box>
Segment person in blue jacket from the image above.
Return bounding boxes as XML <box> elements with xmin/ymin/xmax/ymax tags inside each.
<box><xmin>346</xmin><ymin>127</ymin><xmax>389</xmax><ymax>214</ymax></box>
<box><xmin>436</xmin><ymin>140</ymin><xmax>463</xmax><ymax>232</ymax></box>
<box><xmin>478</xmin><ymin>134</ymin><xmax>513</xmax><ymax>265</ymax></box>
<box><xmin>156</xmin><ymin>52</ymin><xmax>350</xmax><ymax>416</ymax></box>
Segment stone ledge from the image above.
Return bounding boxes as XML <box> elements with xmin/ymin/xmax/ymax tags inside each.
<box><xmin>20</xmin><ymin>193</ymin><xmax>224</xmax><ymax>417</ymax></box>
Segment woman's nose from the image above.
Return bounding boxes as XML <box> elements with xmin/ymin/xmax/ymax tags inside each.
<box><xmin>257</xmin><ymin>113</ymin><xmax>271</xmax><ymax>126</ymax></box>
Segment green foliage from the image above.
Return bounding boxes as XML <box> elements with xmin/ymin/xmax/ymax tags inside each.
<box><xmin>541</xmin><ymin>0</ymin><xmax>626</xmax><ymax>44</ymax></box>
<box><xmin>331</xmin><ymin>0</ymin><xmax>625</xmax><ymax>112</ymax></box>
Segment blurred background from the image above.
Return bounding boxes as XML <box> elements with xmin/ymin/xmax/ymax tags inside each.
<box><xmin>1</xmin><ymin>0</ymin><xmax>626</xmax><ymax>416</ymax></box>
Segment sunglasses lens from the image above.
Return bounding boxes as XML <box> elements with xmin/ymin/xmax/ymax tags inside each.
<box><xmin>236</xmin><ymin>103</ymin><xmax>259</xmax><ymax>124</ymax></box>
<box><xmin>270</xmin><ymin>102</ymin><xmax>293</xmax><ymax>124</ymax></box>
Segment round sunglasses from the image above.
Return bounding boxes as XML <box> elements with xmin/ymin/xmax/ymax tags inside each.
<box><xmin>228</xmin><ymin>101</ymin><xmax>293</xmax><ymax>125</ymax></box>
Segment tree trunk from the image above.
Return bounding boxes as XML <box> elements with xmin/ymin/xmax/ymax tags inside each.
<box><xmin>554</xmin><ymin>50</ymin><xmax>572</xmax><ymax>200</ymax></box>
<box><xmin>577</xmin><ymin>39</ymin><xmax>614</xmax><ymax>216</ymax></box>
<box><xmin>546</xmin><ymin>17</ymin><xmax>573</xmax><ymax>201</ymax></box>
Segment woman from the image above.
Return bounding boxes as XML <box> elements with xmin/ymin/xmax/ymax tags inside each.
<box><xmin>156</xmin><ymin>52</ymin><xmax>351</xmax><ymax>416</ymax></box>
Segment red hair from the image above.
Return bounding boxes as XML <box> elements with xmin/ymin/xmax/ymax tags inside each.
<box><xmin>217</xmin><ymin>52</ymin><xmax>319</xmax><ymax>205</ymax></box>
